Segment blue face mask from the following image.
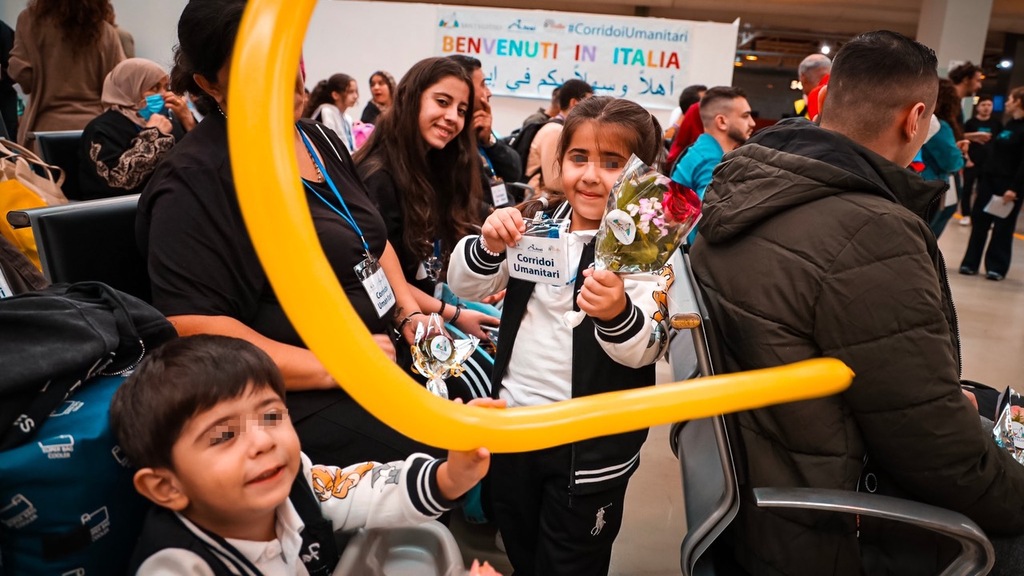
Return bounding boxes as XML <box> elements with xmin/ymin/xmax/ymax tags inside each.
<box><xmin>138</xmin><ymin>94</ymin><xmax>166</xmax><ymax>120</ymax></box>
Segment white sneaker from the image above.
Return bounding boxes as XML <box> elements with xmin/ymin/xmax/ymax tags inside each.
<box><xmin>960</xmin><ymin>216</ymin><xmax>971</xmax><ymax>226</ymax></box>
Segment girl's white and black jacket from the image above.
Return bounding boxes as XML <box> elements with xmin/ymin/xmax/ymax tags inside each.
<box><xmin>448</xmin><ymin>203</ymin><xmax>672</xmax><ymax>495</ymax></box>
<box><xmin>128</xmin><ymin>452</ymin><xmax>455</xmax><ymax>576</ymax></box>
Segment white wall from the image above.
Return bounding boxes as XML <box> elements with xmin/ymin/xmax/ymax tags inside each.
<box><xmin>2</xmin><ymin>0</ymin><xmax>737</xmax><ymax>133</ymax></box>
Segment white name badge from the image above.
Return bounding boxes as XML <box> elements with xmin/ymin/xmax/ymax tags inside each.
<box><xmin>354</xmin><ymin>256</ymin><xmax>395</xmax><ymax>318</ymax></box>
<box><xmin>490</xmin><ymin>180</ymin><xmax>511</xmax><ymax>207</ymax></box>
<box><xmin>507</xmin><ymin>235</ymin><xmax>572</xmax><ymax>285</ymax></box>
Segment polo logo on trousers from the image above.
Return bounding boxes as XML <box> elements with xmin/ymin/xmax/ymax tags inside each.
<box><xmin>591</xmin><ymin>503</ymin><xmax>612</xmax><ymax>536</ymax></box>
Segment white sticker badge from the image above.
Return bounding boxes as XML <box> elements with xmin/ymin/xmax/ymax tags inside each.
<box><xmin>354</xmin><ymin>256</ymin><xmax>396</xmax><ymax>318</ymax></box>
<box><xmin>507</xmin><ymin>235</ymin><xmax>572</xmax><ymax>285</ymax></box>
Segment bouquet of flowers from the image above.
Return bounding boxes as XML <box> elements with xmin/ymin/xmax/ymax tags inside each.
<box><xmin>594</xmin><ymin>155</ymin><xmax>702</xmax><ymax>273</ymax></box>
<box><xmin>410</xmin><ymin>313</ymin><xmax>478</xmax><ymax>399</ymax></box>
<box><xmin>994</xmin><ymin>387</ymin><xmax>1024</xmax><ymax>464</ymax></box>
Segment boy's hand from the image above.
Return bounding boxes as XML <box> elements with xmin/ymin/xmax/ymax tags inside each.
<box><xmin>577</xmin><ymin>268</ymin><xmax>627</xmax><ymax>322</ymax></box>
<box><xmin>480</xmin><ymin>208</ymin><xmax>525</xmax><ymax>254</ymax></box>
<box><xmin>437</xmin><ymin>398</ymin><xmax>507</xmax><ymax>501</ymax></box>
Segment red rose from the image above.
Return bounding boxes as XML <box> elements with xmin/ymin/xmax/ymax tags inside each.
<box><xmin>663</xmin><ymin>181</ymin><xmax>701</xmax><ymax>223</ymax></box>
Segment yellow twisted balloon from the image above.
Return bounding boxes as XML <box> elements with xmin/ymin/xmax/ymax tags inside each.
<box><xmin>227</xmin><ymin>0</ymin><xmax>853</xmax><ymax>452</ymax></box>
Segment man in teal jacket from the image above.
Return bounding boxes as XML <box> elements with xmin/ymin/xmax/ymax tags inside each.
<box><xmin>670</xmin><ymin>86</ymin><xmax>754</xmax><ymax>243</ymax></box>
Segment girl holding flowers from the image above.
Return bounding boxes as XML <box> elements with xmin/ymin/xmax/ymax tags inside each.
<box><xmin>447</xmin><ymin>96</ymin><xmax>675</xmax><ymax>576</ymax></box>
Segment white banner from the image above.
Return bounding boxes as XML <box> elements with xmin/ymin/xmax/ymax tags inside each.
<box><xmin>435</xmin><ymin>7</ymin><xmax>738</xmax><ymax>109</ymax></box>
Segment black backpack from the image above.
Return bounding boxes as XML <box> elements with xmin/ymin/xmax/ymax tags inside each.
<box><xmin>0</xmin><ymin>281</ymin><xmax>176</xmax><ymax>449</ymax></box>
<box><xmin>503</xmin><ymin>117</ymin><xmax>563</xmax><ymax>182</ymax></box>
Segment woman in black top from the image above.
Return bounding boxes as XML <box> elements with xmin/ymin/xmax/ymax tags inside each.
<box><xmin>354</xmin><ymin>58</ymin><xmax>500</xmax><ymax>400</ymax></box>
<box><xmin>137</xmin><ymin>0</ymin><xmax>432</xmax><ymax>465</ymax></box>
<box><xmin>961</xmin><ymin>86</ymin><xmax>1024</xmax><ymax>281</ymax></box>
<box><xmin>360</xmin><ymin>70</ymin><xmax>394</xmax><ymax>124</ymax></box>
<box><xmin>78</xmin><ymin>58</ymin><xmax>193</xmax><ymax>199</ymax></box>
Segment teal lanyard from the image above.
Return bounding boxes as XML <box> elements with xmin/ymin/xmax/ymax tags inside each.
<box><xmin>297</xmin><ymin>126</ymin><xmax>370</xmax><ymax>255</ymax></box>
<box><xmin>478</xmin><ymin>145</ymin><xmax>495</xmax><ymax>178</ymax></box>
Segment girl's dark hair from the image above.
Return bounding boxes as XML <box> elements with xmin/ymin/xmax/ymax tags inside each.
<box><xmin>354</xmin><ymin>57</ymin><xmax>482</xmax><ymax>268</ymax></box>
<box><xmin>30</xmin><ymin>0</ymin><xmax>113</xmax><ymax>50</ymax></box>
<box><xmin>369</xmin><ymin>71</ymin><xmax>396</xmax><ymax>103</ymax></box>
<box><xmin>519</xmin><ymin>97</ymin><xmax>664</xmax><ymax>219</ymax></box>
<box><xmin>934</xmin><ymin>79</ymin><xmax>964</xmax><ymax>141</ymax></box>
<box><xmin>303</xmin><ymin>73</ymin><xmax>355</xmax><ymax>118</ymax></box>
<box><xmin>170</xmin><ymin>0</ymin><xmax>247</xmax><ymax>116</ymax></box>
<box><xmin>109</xmin><ymin>335</ymin><xmax>286</xmax><ymax>470</ymax></box>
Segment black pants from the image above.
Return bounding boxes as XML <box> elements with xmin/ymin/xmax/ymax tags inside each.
<box><xmin>490</xmin><ymin>445</ymin><xmax>630</xmax><ymax>576</ymax></box>
<box><xmin>961</xmin><ymin>165</ymin><xmax>980</xmax><ymax>216</ymax></box>
<box><xmin>961</xmin><ymin>176</ymin><xmax>1023</xmax><ymax>276</ymax></box>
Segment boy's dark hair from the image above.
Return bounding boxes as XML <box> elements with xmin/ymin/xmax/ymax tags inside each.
<box><xmin>822</xmin><ymin>30</ymin><xmax>938</xmax><ymax>142</ymax></box>
<box><xmin>948</xmin><ymin>61</ymin><xmax>982</xmax><ymax>86</ymax></box>
<box><xmin>976</xmin><ymin>94</ymin><xmax>993</xmax><ymax>104</ymax></box>
<box><xmin>447</xmin><ymin>54</ymin><xmax>483</xmax><ymax>74</ymax></box>
<box><xmin>698</xmin><ymin>86</ymin><xmax>747</xmax><ymax>127</ymax></box>
<box><xmin>678</xmin><ymin>84</ymin><xmax>707</xmax><ymax>112</ymax></box>
<box><xmin>109</xmin><ymin>335</ymin><xmax>286</xmax><ymax>470</ymax></box>
<box><xmin>558</xmin><ymin>79</ymin><xmax>593</xmax><ymax>110</ymax></box>
<box><xmin>170</xmin><ymin>0</ymin><xmax>247</xmax><ymax>116</ymax></box>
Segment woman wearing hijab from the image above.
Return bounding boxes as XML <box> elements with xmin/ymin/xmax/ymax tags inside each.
<box><xmin>78</xmin><ymin>58</ymin><xmax>194</xmax><ymax>200</ymax></box>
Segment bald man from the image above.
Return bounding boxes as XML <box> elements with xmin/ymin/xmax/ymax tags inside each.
<box><xmin>797</xmin><ymin>53</ymin><xmax>832</xmax><ymax>119</ymax></box>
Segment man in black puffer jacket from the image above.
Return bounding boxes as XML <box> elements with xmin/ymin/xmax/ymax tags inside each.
<box><xmin>691</xmin><ymin>30</ymin><xmax>1024</xmax><ymax>575</ymax></box>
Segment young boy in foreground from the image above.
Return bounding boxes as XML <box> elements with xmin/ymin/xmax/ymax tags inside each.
<box><xmin>110</xmin><ymin>335</ymin><xmax>502</xmax><ymax>575</ymax></box>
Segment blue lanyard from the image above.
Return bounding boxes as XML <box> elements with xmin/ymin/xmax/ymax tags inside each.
<box><xmin>478</xmin><ymin>146</ymin><xmax>495</xmax><ymax>178</ymax></box>
<box><xmin>297</xmin><ymin>126</ymin><xmax>370</xmax><ymax>254</ymax></box>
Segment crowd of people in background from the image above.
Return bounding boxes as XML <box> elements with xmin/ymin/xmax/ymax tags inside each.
<box><xmin>2</xmin><ymin>0</ymin><xmax>1024</xmax><ymax>575</ymax></box>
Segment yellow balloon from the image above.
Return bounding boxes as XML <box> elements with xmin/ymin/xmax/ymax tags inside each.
<box><xmin>227</xmin><ymin>0</ymin><xmax>854</xmax><ymax>452</ymax></box>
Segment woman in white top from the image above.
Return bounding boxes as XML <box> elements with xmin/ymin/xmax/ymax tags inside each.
<box><xmin>304</xmin><ymin>73</ymin><xmax>359</xmax><ymax>151</ymax></box>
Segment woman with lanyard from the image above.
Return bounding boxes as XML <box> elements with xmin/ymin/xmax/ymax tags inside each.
<box><xmin>355</xmin><ymin>57</ymin><xmax>501</xmax><ymax>401</ymax></box>
<box><xmin>78</xmin><ymin>57</ymin><xmax>193</xmax><ymax>200</ymax></box>
<box><xmin>137</xmin><ymin>0</ymin><xmax>436</xmax><ymax>466</ymax></box>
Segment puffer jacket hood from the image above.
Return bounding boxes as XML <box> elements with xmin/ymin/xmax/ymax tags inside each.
<box><xmin>699</xmin><ymin>118</ymin><xmax>945</xmax><ymax>244</ymax></box>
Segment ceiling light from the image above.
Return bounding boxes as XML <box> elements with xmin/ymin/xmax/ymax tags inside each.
<box><xmin>821</xmin><ymin>44</ymin><xmax>831</xmax><ymax>55</ymax></box>
<box><xmin>998</xmin><ymin>59</ymin><xmax>1013</xmax><ymax>70</ymax></box>
<box><xmin>745</xmin><ymin>54</ymin><xmax>758</xmax><ymax>61</ymax></box>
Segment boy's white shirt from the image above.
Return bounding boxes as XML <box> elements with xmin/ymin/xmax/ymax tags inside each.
<box><xmin>447</xmin><ymin>229</ymin><xmax>671</xmax><ymax>408</ymax></box>
<box><xmin>135</xmin><ymin>452</ymin><xmax>447</xmax><ymax>575</ymax></box>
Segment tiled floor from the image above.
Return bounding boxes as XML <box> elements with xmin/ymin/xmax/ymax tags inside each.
<box><xmin>453</xmin><ymin>214</ymin><xmax>1024</xmax><ymax>575</ymax></box>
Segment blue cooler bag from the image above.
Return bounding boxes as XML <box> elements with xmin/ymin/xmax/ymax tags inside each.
<box><xmin>0</xmin><ymin>375</ymin><xmax>149</xmax><ymax>575</ymax></box>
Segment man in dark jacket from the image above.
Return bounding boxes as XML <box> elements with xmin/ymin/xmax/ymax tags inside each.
<box><xmin>691</xmin><ymin>30</ymin><xmax>1024</xmax><ymax>575</ymax></box>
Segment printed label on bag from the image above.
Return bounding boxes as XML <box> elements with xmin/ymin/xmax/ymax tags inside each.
<box><xmin>0</xmin><ymin>494</ymin><xmax>39</xmax><ymax>529</ymax></box>
<box><xmin>507</xmin><ymin>235</ymin><xmax>571</xmax><ymax>285</ymax></box>
<box><xmin>38</xmin><ymin>434</ymin><xmax>75</xmax><ymax>459</ymax></box>
<box><xmin>81</xmin><ymin>506</ymin><xmax>110</xmax><ymax>541</ymax></box>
